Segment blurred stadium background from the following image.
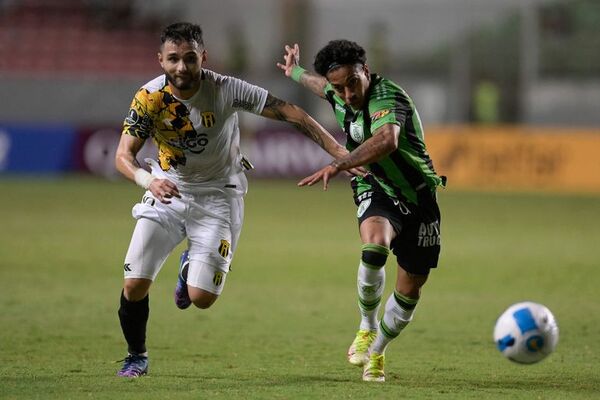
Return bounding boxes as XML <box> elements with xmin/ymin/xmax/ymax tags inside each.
<box><xmin>1</xmin><ymin>0</ymin><xmax>599</xmax><ymax>191</ymax></box>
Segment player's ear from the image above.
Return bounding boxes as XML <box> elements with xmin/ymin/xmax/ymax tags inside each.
<box><xmin>157</xmin><ymin>51</ymin><xmax>164</xmax><ymax>68</ymax></box>
<box><xmin>200</xmin><ymin>49</ymin><xmax>207</xmax><ymax>63</ymax></box>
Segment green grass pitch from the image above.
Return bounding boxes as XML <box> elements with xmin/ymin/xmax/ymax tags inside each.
<box><xmin>0</xmin><ymin>176</ymin><xmax>599</xmax><ymax>399</ymax></box>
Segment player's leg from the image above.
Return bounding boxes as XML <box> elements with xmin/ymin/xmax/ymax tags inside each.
<box><xmin>348</xmin><ymin>215</ymin><xmax>394</xmax><ymax>366</ymax></box>
<box><xmin>117</xmin><ymin>217</ymin><xmax>182</xmax><ymax>377</ymax></box>
<box><xmin>364</xmin><ymin>192</ymin><xmax>441</xmax><ymax>382</ymax></box>
<box><xmin>175</xmin><ymin>250</ymin><xmax>231</xmax><ymax>309</ymax></box>
<box><xmin>181</xmin><ymin>192</ymin><xmax>243</xmax><ymax>309</ymax></box>
<box><xmin>363</xmin><ymin>268</ymin><xmax>428</xmax><ymax>382</ymax></box>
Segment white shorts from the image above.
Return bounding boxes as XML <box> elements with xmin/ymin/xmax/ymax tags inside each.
<box><xmin>122</xmin><ymin>179</ymin><xmax>245</xmax><ymax>295</ymax></box>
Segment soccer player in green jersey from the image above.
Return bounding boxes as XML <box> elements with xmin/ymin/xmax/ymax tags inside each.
<box><xmin>278</xmin><ymin>40</ymin><xmax>445</xmax><ymax>382</ymax></box>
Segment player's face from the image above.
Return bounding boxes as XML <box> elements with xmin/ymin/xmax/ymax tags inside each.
<box><xmin>326</xmin><ymin>64</ymin><xmax>371</xmax><ymax>110</ymax></box>
<box><xmin>158</xmin><ymin>39</ymin><xmax>206</xmax><ymax>97</ymax></box>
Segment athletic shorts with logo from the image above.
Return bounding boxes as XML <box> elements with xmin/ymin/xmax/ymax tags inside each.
<box><xmin>122</xmin><ymin>174</ymin><xmax>246</xmax><ymax>295</ymax></box>
<box><xmin>354</xmin><ymin>182</ymin><xmax>441</xmax><ymax>275</ymax></box>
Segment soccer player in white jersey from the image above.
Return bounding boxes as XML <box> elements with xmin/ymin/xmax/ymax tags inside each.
<box><xmin>115</xmin><ymin>22</ymin><xmax>356</xmax><ymax>377</ymax></box>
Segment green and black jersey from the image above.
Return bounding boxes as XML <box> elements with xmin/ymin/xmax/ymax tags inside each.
<box><xmin>324</xmin><ymin>74</ymin><xmax>444</xmax><ymax>205</ymax></box>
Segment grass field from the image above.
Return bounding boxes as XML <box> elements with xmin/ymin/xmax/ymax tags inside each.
<box><xmin>1</xmin><ymin>176</ymin><xmax>599</xmax><ymax>399</ymax></box>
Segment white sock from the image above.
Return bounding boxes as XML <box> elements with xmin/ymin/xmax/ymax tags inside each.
<box><xmin>370</xmin><ymin>292</ymin><xmax>417</xmax><ymax>354</ymax></box>
<box><xmin>357</xmin><ymin>261</ymin><xmax>385</xmax><ymax>331</ymax></box>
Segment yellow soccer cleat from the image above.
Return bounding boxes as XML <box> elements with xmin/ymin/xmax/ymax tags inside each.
<box><xmin>362</xmin><ymin>352</ymin><xmax>385</xmax><ymax>382</ymax></box>
<box><xmin>347</xmin><ymin>329</ymin><xmax>377</xmax><ymax>367</ymax></box>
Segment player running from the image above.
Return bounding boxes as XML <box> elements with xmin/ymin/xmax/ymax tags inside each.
<box><xmin>278</xmin><ymin>40</ymin><xmax>445</xmax><ymax>382</ymax></box>
<box><xmin>115</xmin><ymin>23</ymin><xmax>354</xmax><ymax>377</ymax></box>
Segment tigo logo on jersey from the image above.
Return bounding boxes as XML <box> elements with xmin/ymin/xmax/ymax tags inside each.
<box><xmin>218</xmin><ymin>239</ymin><xmax>230</xmax><ymax>258</ymax></box>
<box><xmin>201</xmin><ymin>112</ymin><xmax>216</xmax><ymax>128</ymax></box>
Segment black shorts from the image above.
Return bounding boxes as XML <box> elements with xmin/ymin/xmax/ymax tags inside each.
<box><xmin>354</xmin><ymin>188</ymin><xmax>441</xmax><ymax>275</ymax></box>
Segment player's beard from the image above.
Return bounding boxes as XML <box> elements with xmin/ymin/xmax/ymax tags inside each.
<box><xmin>165</xmin><ymin>71</ymin><xmax>201</xmax><ymax>91</ymax></box>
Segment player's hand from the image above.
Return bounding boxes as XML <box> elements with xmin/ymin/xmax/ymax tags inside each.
<box><xmin>148</xmin><ymin>178</ymin><xmax>181</xmax><ymax>204</ymax></box>
<box><xmin>297</xmin><ymin>163</ymin><xmax>340</xmax><ymax>191</ymax></box>
<box><xmin>276</xmin><ymin>43</ymin><xmax>301</xmax><ymax>77</ymax></box>
<box><xmin>346</xmin><ymin>166</ymin><xmax>368</xmax><ymax>178</ymax></box>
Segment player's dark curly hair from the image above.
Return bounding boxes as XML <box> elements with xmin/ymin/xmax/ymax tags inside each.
<box><xmin>313</xmin><ymin>39</ymin><xmax>367</xmax><ymax>76</ymax></box>
<box><xmin>160</xmin><ymin>22</ymin><xmax>204</xmax><ymax>47</ymax></box>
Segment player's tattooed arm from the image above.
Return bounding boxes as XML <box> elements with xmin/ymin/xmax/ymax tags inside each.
<box><xmin>332</xmin><ymin>123</ymin><xmax>400</xmax><ymax>171</ymax></box>
<box><xmin>297</xmin><ymin>124</ymin><xmax>398</xmax><ymax>189</ymax></box>
<box><xmin>298</xmin><ymin>70</ymin><xmax>328</xmax><ymax>99</ymax></box>
<box><xmin>261</xmin><ymin>93</ymin><xmax>345</xmax><ymax>157</ymax></box>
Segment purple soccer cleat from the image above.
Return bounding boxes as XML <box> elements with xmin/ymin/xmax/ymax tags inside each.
<box><xmin>117</xmin><ymin>354</ymin><xmax>148</xmax><ymax>378</ymax></box>
<box><xmin>174</xmin><ymin>250</ymin><xmax>192</xmax><ymax>309</ymax></box>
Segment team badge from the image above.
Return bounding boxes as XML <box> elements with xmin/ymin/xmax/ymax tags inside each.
<box><xmin>218</xmin><ymin>239</ymin><xmax>230</xmax><ymax>258</ymax></box>
<box><xmin>349</xmin><ymin>122</ymin><xmax>364</xmax><ymax>143</ymax></box>
<box><xmin>357</xmin><ymin>198</ymin><xmax>371</xmax><ymax>218</ymax></box>
<box><xmin>201</xmin><ymin>112</ymin><xmax>216</xmax><ymax>128</ymax></box>
<box><xmin>213</xmin><ymin>271</ymin><xmax>224</xmax><ymax>286</ymax></box>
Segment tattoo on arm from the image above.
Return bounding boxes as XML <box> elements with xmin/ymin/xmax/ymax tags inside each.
<box><xmin>263</xmin><ymin>94</ymin><xmax>287</xmax><ymax>118</ymax></box>
<box><xmin>299</xmin><ymin>71</ymin><xmax>327</xmax><ymax>98</ymax></box>
<box><xmin>263</xmin><ymin>94</ymin><xmax>325</xmax><ymax>148</ymax></box>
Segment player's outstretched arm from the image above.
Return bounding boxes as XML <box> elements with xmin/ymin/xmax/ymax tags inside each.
<box><xmin>260</xmin><ymin>93</ymin><xmax>346</xmax><ymax>158</ymax></box>
<box><xmin>115</xmin><ymin>134</ymin><xmax>181</xmax><ymax>204</ymax></box>
<box><xmin>277</xmin><ymin>43</ymin><xmax>327</xmax><ymax>99</ymax></box>
<box><xmin>298</xmin><ymin>124</ymin><xmax>400</xmax><ymax>190</ymax></box>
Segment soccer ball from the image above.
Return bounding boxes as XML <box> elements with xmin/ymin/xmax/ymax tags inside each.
<box><xmin>493</xmin><ymin>301</ymin><xmax>559</xmax><ymax>364</ymax></box>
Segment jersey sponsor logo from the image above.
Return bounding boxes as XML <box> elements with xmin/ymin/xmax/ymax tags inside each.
<box><xmin>232</xmin><ymin>99</ymin><xmax>254</xmax><ymax>111</ymax></box>
<box><xmin>357</xmin><ymin>198</ymin><xmax>371</xmax><ymax>218</ymax></box>
<box><xmin>417</xmin><ymin>221</ymin><xmax>441</xmax><ymax>247</ymax></box>
<box><xmin>124</xmin><ymin>263</ymin><xmax>132</xmax><ymax>272</ymax></box>
<box><xmin>183</xmin><ymin>132</ymin><xmax>209</xmax><ymax>154</ymax></box>
<box><xmin>371</xmin><ymin>109</ymin><xmax>390</xmax><ymax>122</ymax></box>
<box><xmin>349</xmin><ymin>122</ymin><xmax>364</xmax><ymax>143</ymax></box>
<box><xmin>201</xmin><ymin>112</ymin><xmax>216</xmax><ymax>128</ymax></box>
<box><xmin>213</xmin><ymin>271</ymin><xmax>224</xmax><ymax>286</ymax></box>
<box><xmin>218</xmin><ymin>239</ymin><xmax>231</xmax><ymax>258</ymax></box>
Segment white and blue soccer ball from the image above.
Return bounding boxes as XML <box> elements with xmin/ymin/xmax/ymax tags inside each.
<box><xmin>493</xmin><ymin>301</ymin><xmax>559</xmax><ymax>364</ymax></box>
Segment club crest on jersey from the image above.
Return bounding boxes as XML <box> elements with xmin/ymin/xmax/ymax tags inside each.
<box><xmin>349</xmin><ymin>122</ymin><xmax>364</xmax><ymax>143</ymax></box>
<box><xmin>357</xmin><ymin>198</ymin><xmax>371</xmax><ymax>218</ymax></box>
<box><xmin>213</xmin><ymin>271</ymin><xmax>224</xmax><ymax>286</ymax></box>
<box><xmin>218</xmin><ymin>239</ymin><xmax>231</xmax><ymax>258</ymax></box>
<box><xmin>371</xmin><ymin>109</ymin><xmax>390</xmax><ymax>122</ymax></box>
<box><xmin>201</xmin><ymin>112</ymin><xmax>216</xmax><ymax>128</ymax></box>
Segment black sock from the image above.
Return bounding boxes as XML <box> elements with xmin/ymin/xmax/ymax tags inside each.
<box><xmin>118</xmin><ymin>290</ymin><xmax>149</xmax><ymax>355</ymax></box>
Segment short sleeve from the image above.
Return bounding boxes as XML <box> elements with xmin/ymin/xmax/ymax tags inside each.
<box><xmin>223</xmin><ymin>76</ymin><xmax>268</xmax><ymax>115</ymax></box>
<box><xmin>122</xmin><ymin>88</ymin><xmax>154</xmax><ymax>139</ymax></box>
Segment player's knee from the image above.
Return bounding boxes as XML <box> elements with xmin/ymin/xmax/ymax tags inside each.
<box><xmin>188</xmin><ymin>287</ymin><xmax>219</xmax><ymax>309</ymax></box>
<box><xmin>123</xmin><ymin>278</ymin><xmax>152</xmax><ymax>301</ymax></box>
<box><xmin>361</xmin><ymin>243</ymin><xmax>390</xmax><ymax>269</ymax></box>
<box><xmin>396</xmin><ymin>269</ymin><xmax>429</xmax><ymax>298</ymax></box>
